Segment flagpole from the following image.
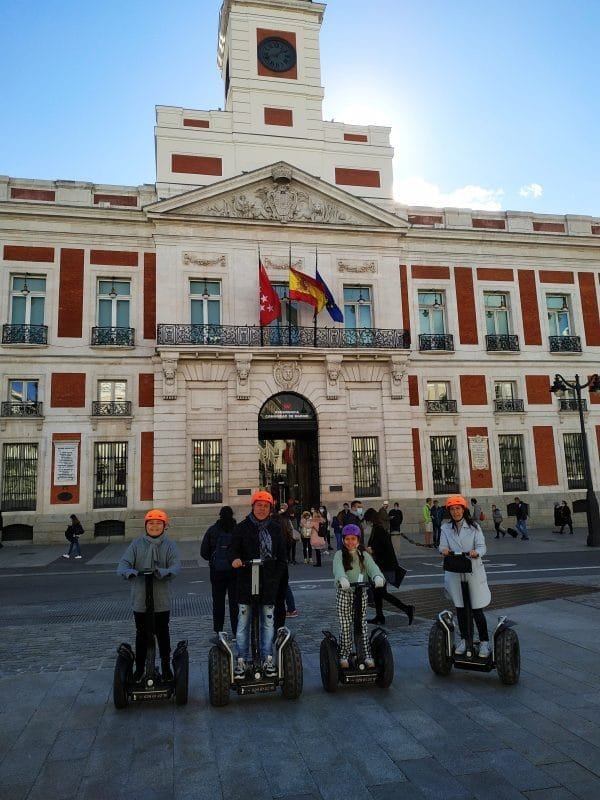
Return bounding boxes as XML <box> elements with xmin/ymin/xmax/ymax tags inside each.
<box><xmin>313</xmin><ymin>245</ymin><xmax>318</xmax><ymax>346</ymax></box>
<box><xmin>288</xmin><ymin>243</ymin><xmax>293</xmax><ymax>347</ymax></box>
<box><xmin>258</xmin><ymin>245</ymin><xmax>264</xmax><ymax>347</ymax></box>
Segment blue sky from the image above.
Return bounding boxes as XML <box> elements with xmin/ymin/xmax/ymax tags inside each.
<box><xmin>1</xmin><ymin>0</ymin><xmax>598</xmax><ymax>216</ymax></box>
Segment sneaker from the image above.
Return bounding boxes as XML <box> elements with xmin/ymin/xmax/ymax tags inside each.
<box><xmin>454</xmin><ymin>639</ymin><xmax>467</xmax><ymax>655</ymax></box>
<box><xmin>286</xmin><ymin>610</ymin><xmax>298</xmax><ymax>618</ymax></box>
<box><xmin>339</xmin><ymin>658</ymin><xmax>350</xmax><ymax>669</ymax></box>
<box><xmin>478</xmin><ymin>641</ymin><xmax>491</xmax><ymax>658</ymax></box>
<box><xmin>364</xmin><ymin>657</ymin><xmax>375</xmax><ymax>669</ymax></box>
<box><xmin>74</xmin><ymin>555</ymin><xmax>82</xmax><ymax>559</ymax></box>
<box><xmin>234</xmin><ymin>658</ymin><xmax>246</xmax><ymax>679</ymax></box>
<box><xmin>263</xmin><ymin>655</ymin><xmax>277</xmax><ymax>676</ymax></box>
<box><xmin>62</xmin><ymin>554</ymin><xmax>70</xmax><ymax>559</ymax></box>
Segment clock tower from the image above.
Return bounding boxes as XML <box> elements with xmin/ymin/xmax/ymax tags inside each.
<box><xmin>155</xmin><ymin>0</ymin><xmax>394</xmax><ymax>203</ymax></box>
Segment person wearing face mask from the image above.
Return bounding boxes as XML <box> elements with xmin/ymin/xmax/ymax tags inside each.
<box><xmin>117</xmin><ymin>509</ymin><xmax>181</xmax><ymax>682</ymax></box>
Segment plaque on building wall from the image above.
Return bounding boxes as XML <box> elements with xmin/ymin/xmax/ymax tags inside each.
<box><xmin>54</xmin><ymin>442</ymin><xmax>79</xmax><ymax>485</ymax></box>
<box><xmin>468</xmin><ymin>436</ymin><xmax>489</xmax><ymax>470</ymax></box>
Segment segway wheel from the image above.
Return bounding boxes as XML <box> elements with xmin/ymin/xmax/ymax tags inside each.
<box><xmin>495</xmin><ymin>627</ymin><xmax>520</xmax><ymax>685</ymax></box>
<box><xmin>319</xmin><ymin>637</ymin><xmax>339</xmax><ymax>693</ymax></box>
<box><xmin>208</xmin><ymin>646</ymin><xmax>231</xmax><ymax>707</ymax></box>
<box><xmin>281</xmin><ymin>640</ymin><xmax>303</xmax><ymax>700</ymax></box>
<box><xmin>428</xmin><ymin>622</ymin><xmax>453</xmax><ymax>676</ymax></box>
<box><xmin>174</xmin><ymin>647</ymin><xmax>189</xmax><ymax>706</ymax></box>
<box><xmin>113</xmin><ymin>652</ymin><xmax>131</xmax><ymax>709</ymax></box>
<box><xmin>374</xmin><ymin>637</ymin><xmax>394</xmax><ymax>689</ymax></box>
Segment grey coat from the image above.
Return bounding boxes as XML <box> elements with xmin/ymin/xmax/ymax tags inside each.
<box><xmin>439</xmin><ymin>520</ymin><xmax>491</xmax><ymax>609</ymax></box>
<box><xmin>117</xmin><ymin>534</ymin><xmax>181</xmax><ymax>612</ymax></box>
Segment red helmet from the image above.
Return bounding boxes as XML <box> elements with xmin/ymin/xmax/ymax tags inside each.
<box><xmin>445</xmin><ymin>495</ymin><xmax>467</xmax><ymax>510</ymax></box>
<box><xmin>144</xmin><ymin>508</ymin><xmax>169</xmax><ymax>525</ymax></box>
<box><xmin>250</xmin><ymin>490</ymin><xmax>274</xmax><ymax>506</ymax></box>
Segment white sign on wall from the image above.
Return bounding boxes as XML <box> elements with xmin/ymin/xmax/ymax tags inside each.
<box><xmin>468</xmin><ymin>435</ymin><xmax>489</xmax><ymax>471</ymax></box>
<box><xmin>54</xmin><ymin>442</ymin><xmax>79</xmax><ymax>485</ymax></box>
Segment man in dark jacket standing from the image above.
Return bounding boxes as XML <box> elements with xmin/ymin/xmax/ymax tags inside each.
<box><xmin>230</xmin><ymin>490</ymin><xmax>286</xmax><ymax>678</ymax></box>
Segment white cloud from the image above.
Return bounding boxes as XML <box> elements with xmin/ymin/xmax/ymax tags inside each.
<box><xmin>518</xmin><ymin>182</ymin><xmax>543</xmax><ymax>199</ymax></box>
<box><xmin>394</xmin><ymin>176</ymin><xmax>504</xmax><ymax>211</ymax></box>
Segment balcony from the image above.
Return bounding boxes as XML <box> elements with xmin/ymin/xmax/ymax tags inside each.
<box><xmin>156</xmin><ymin>324</ymin><xmax>411</xmax><ymax>350</ymax></box>
<box><xmin>91</xmin><ymin>327</ymin><xmax>135</xmax><ymax>346</ymax></box>
<box><xmin>2</xmin><ymin>324</ymin><xmax>48</xmax><ymax>345</ymax></box>
<box><xmin>425</xmin><ymin>399</ymin><xmax>458</xmax><ymax>413</ymax></box>
<box><xmin>549</xmin><ymin>335</ymin><xmax>581</xmax><ymax>353</ymax></box>
<box><xmin>559</xmin><ymin>398</ymin><xmax>587</xmax><ymax>412</ymax></box>
<box><xmin>91</xmin><ymin>401</ymin><xmax>133</xmax><ymax>417</ymax></box>
<box><xmin>486</xmin><ymin>334</ymin><xmax>519</xmax><ymax>352</ymax></box>
<box><xmin>418</xmin><ymin>333</ymin><xmax>454</xmax><ymax>352</ymax></box>
<box><xmin>494</xmin><ymin>398</ymin><xmax>524</xmax><ymax>413</ymax></box>
<box><xmin>1</xmin><ymin>401</ymin><xmax>44</xmax><ymax>417</ymax></box>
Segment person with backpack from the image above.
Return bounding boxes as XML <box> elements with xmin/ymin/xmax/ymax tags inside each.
<box><xmin>62</xmin><ymin>514</ymin><xmax>84</xmax><ymax>559</ymax></box>
<box><xmin>514</xmin><ymin>497</ymin><xmax>529</xmax><ymax>540</ymax></box>
<box><xmin>200</xmin><ymin>506</ymin><xmax>239</xmax><ymax>642</ymax></box>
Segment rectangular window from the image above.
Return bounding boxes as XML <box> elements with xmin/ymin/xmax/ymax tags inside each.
<box><xmin>430</xmin><ymin>435</ymin><xmax>459</xmax><ymax>495</ymax></box>
<box><xmin>563</xmin><ymin>433</ymin><xmax>585</xmax><ymax>489</ymax></box>
<box><xmin>10</xmin><ymin>275</ymin><xmax>46</xmax><ymax>326</ymax></box>
<box><xmin>426</xmin><ymin>381</ymin><xmax>449</xmax><ymax>401</ymax></box>
<box><xmin>190</xmin><ymin>280</ymin><xmax>221</xmax><ymax>343</ymax></box>
<box><xmin>94</xmin><ymin>380</ymin><xmax>129</xmax><ymax>416</ymax></box>
<box><xmin>268</xmin><ymin>283</ymin><xmax>300</xmax><ymax>345</ymax></box>
<box><xmin>498</xmin><ymin>434</ymin><xmax>527</xmax><ymax>491</ymax></box>
<box><xmin>546</xmin><ymin>294</ymin><xmax>570</xmax><ymax>337</ymax></box>
<box><xmin>93</xmin><ymin>442</ymin><xmax>128</xmax><ymax>508</ymax></box>
<box><xmin>97</xmin><ymin>279</ymin><xmax>131</xmax><ymax>328</ymax></box>
<box><xmin>351</xmin><ymin>436</ymin><xmax>381</xmax><ymax>497</ymax></box>
<box><xmin>418</xmin><ymin>291</ymin><xmax>445</xmax><ymax>334</ymax></box>
<box><xmin>344</xmin><ymin>287</ymin><xmax>372</xmax><ymax>330</ymax></box>
<box><xmin>192</xmin><ymin>439</ymin><xmax>222</xmax><ymax>504</ymax></box>
<box><xmin>494</xmin><ymin>381</ymin><xmax>515</xmax><ymax>400</ymax></box>
<box><xmin>3</xmin><ymin>379</ymin><xmax>41</xmax><ymax>417</ymax></box>
<box><xmin>1</xmin><ymin>443</ymin><xmax>38</xmax><ymax>511</ymax></box>
<box><xmin>484</xmin><ymin>292</ymin><xmax>510</xmax><ymax>335</ymax></box>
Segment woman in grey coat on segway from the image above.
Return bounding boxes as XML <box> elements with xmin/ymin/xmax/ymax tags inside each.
<box><xmin>438</xmin><ymin>494</ymin><xmax>491</xmax><ymax>658</ymax></box>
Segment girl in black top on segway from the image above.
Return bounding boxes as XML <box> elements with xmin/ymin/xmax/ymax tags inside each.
<box><xmin>230</xmin><ymin>490</ymin><xmax>287</xmax><ymax>678</ymax></box>
<box><xmin>117</xmin><ymin>509</ymin><xmax>181</xmax><ymax>682</ymax></box>
<box><xmin>332</xmin><ymin>524</ymin><xmax>385</xmax><ymax>669</ymax></box>
<box><xmin>438</xmin><ymin>495</ymin><xmax>491</xmax><ymax>658</ymax></box>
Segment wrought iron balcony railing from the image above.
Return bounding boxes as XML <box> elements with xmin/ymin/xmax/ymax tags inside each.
<box><xmin>425</xmin><ymin>399</ymin><xmax>458</xmax><ymax>413</ymax></box>
<box><xmin>418</xmin><ymin>333</ymin><xmax>454</xmax><ymax>352</ymax></box>
<box><xmin>558</xmin><ymin>398</ymin><xmax>587</xmax><ymax>412</ymax></box>
<box><xmin>1</xmin><ymin>401</ymin><xmax>44</xmax><ymax>417</ymax></box>
<box><xmin>549</xmin><ymin>335</ymin><xmax>581</xmax><ymax>353</ymax></box>
<box><xmin>91</xmin><ymin>401</ymin><xmax>133</xmax><ymax>417</ymax></box>
<box><xmin>486</xmin><ymin>334</ymin><xmax>520</xmax><ymax>352</ymax></box>
<box><xmin>494</xmin><ymin>398</ymin><xmax>525</xmax><ymax>413</ymax></box>
<box><xmin>2</xmin><ymin>324</ymin><xmax>48</xmax><ymax>345</ymax></box>
<box><xmin>91</xmin><ymin>327</ymin><xmax>135</xmax><ymax>346</ymax></box>
<box><xmin>156</xmin><ymin>324</ymin><xmax>411</xmax><ymax>349</ymax></box>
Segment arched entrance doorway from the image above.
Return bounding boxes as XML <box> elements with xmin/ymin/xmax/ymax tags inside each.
<box><xmin>258</xmin><ymin>392</ymin><xmax>319</xmax><ymax>511</ymax></box>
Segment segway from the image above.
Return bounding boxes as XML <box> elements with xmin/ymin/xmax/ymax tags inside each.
<box><xmin>207</xmin><ymin>558</ymin><xmax>303</xmax><ymax>706</ymax></box>
<box><xmin>113</xmin><ymin>570</ymin><xmax>189</xmax><ymax>708</ymax></box>
<box><xmin>320</xmin><ymin>577</ymin><xmax>394</xmax><ymax>692</ymax></box>
<box><xmin>428</xmin><ymin>552</ymin><xmax>520</xmax><ymax>685</ymax></box>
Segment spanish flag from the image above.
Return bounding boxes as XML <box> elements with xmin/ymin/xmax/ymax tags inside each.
<box><xmin>289</xmin><ymin>267</ymin><xmax>327</xmax><ymax>312</ymax></box>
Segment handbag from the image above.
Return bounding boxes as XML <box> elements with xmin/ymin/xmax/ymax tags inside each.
<box><xmin>292</xmin><ymin>528</ymin><xmax>301</xmax><ymax>542</ymax></box>
<box><xmin>443</xmin><ymin>553</ymin><xmax>472</xmax><ymax>573</ymax></box>
<box><xmin>389</xmin><ymin>565</ymin><xmax>407</xmax><ymax>588</ymax></box>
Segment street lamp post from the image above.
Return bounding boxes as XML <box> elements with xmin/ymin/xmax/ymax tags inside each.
<box><xmin>550</xmin><ymin>373</ymin><xmax>600</xmax><ymax>547</ymax></box>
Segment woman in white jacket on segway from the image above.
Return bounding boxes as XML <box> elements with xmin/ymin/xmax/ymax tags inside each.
<box><xmin>438</xmin><ymin>494</ymin><xmax>491</xmax><ymax>658</ymax></box>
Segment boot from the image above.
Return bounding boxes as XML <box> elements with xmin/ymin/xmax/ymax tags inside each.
<box><xmin>161</xmin><ymin>658</ymin><xmax>174</xmax><ymax>682</ymax></box>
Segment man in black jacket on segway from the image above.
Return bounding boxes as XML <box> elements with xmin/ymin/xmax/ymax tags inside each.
<box><xmin>230</xmin><ymin>491</ymin><xmax>287</xmax><ymax>679</ymax></box>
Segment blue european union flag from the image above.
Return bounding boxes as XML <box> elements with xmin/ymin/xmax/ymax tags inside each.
<box><xmin>316</xmin><ymin>268</ymin><xmax>344</xmax><ymax>323</ymax></box>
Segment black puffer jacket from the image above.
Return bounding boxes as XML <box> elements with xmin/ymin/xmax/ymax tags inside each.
<box><xmin>367</xmin><ymin>523</ymin><xmax>399</xmax><ymax>571</ymax></box>
<box><xmin>229</xmin><ymin>515</ymin><xmax>286</xmax><ymax>604</ymax></box>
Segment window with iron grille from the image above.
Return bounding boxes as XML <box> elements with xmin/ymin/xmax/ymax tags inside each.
<box><xmin>93</xmin><ymin>441</ymin><xmax>128</xmax><ymax>508</ymax></box>
<box><xmin>1</xmin><ymin>442</ymin><xmax>38</xmax><ymax>511</ymax></box>
<box><xmin>192</xmin><ymin>439</ymin><xmax>222</xmax><ymax>504</ymax></box>
<box><xmin>498</xmin><ymin>434</ymin><xmax>527</xmax><ymax>492</ymax></box>
<box><xmin>351</xmin><ymin>436</ymin><xmax>381</xmax><ymax>497</ymax></box>
<box><xmin>430</xmin><ymin>435</ymin><xmax>459</xmax><ymax>495</ymax></box>
<box><xmin>563</xmin><ymin>432</ymin><xmax>585</xmax><ymax>489</ymax></box>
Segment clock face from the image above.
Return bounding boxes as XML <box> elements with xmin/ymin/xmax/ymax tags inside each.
<box><xmin>257</xmin><ymin>37</ymin><xmax>297</xmax><ymax>73</ymax></box>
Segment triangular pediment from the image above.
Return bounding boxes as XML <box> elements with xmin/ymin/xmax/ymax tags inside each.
<box><xmin>145</xmin><ymin>162</ymin><xmax>407</xmax><ymax>229</ymax></box>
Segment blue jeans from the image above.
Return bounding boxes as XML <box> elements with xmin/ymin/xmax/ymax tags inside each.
<box><xmin>68</xmin><ymin>536</ymin><xmax>81</xmax><ymax>556</ymax></box>
<box><xmin>516</xmin><ymin>519</ymin><xmax>528</xmax><ymax>538</ymax></box>
<box><xmin>236</xmin><ymin>603</ymin><xmax>275</xmax><ymax>660</ymax></box>
<box><xmin>285</xmin><ymin>585</ymin><xmax>296</xmax><ymax>613</ymax></box>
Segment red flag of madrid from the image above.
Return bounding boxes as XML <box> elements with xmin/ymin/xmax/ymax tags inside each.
<box><xmin>259</xmin><ymin>261</ymin><xmax>281</xmax><ymax>326</ymax></box>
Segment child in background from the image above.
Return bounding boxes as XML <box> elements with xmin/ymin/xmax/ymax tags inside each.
<box><xmin>117</xmin><ymin>509</ymin><xmax>181</xmax><ymax>682</ymax></box>
<box><xmin>332</xmin><ymin>524</ymin><xmax>384</xmax><ymax>669</ymax></box>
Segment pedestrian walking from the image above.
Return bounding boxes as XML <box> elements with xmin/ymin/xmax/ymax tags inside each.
<box><xmin>389</xmin><ymin>502</ymin><xmax>403</xmax><ymax>534</ymax></box>
<box><xmin>514</xmin><ymin>497</ymin><xmax>529</xmax><ymax>540</ymax></box>
<box><xmin>310</xmin><ymin>510</ymin><xmax>327</xmax><ymax>566</ymax></box>
<box><xmin>431</xmin><ymin>500</ymin><xmax>445</xmax><ymax>548</ymax></box>
<box><xmin>558</xmin><ymin>500</ymin><xmax>573</xmax><ymax>535</ymax></box>
<box><xmin>300</xmin><ymin>510</ymin><xmax>313</xmax><ymax>563</ymax></box>
<box><xmin>117</xmin><ymin>509</ymin><xmax>181</xmax><ymax>682</ymax></box>
<box><xmin>332</xmin><ymin>509</ymin><xmax>345</xmax><ymax>550</ymax></box>
<box><xmin>378</xmin><ymin>500</ymin><xmax>391</xmax><ymax>533</ymax></box>
<box><xmin>491</xmin><ymin>504</ymin><xmax>506</xmax><ymax>538</ymax></box>
<box><xmin>62</xmin><ymin>514</ymin><xmax>84</xmax><ymax>559</ymax></box>
<box><xmin>364</xmin><ymin>508</ymin><xmax>414</xmax><ymax>625</ymax></box>
<box><xmin>200</xmin><ymin>506</ymin><xmax>239</xmax><ymax>641</ymax></box>
<box><xmin>422</xmin><ymin>497</ymin><xmax>433</xmax><ymax>547</ymax></box>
